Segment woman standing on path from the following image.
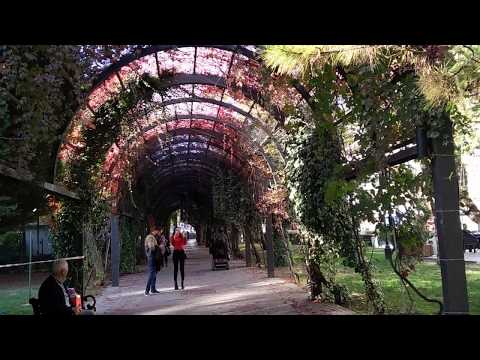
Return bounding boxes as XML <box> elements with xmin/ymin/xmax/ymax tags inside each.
<box><xmin>145</xmin><ymin>234</ymin><xmax>161</xmax><ymax>296</ymax></box>
<box><xmin>170</xmin><ymin>227</ymin><xmax>187</xmax><ymax>290</ymax></box>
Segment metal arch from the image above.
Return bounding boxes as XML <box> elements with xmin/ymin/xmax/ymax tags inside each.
<box><xmin>149</xmin><ymin>168</ymin><xmax>263</xmax><ymax>191</ymax></box>
<box><xmin>150</xmin><ymin>152</ymin><xmax>244</xmax><ymax>176</ymax></box>
<box><xmin>148</xmin><ymin>161</ymin><xmax>258</xmax><ymax>182</ymax></box>
<box><xmin>142</xmin><ymin>113</ymin><xmax>281</xmax><ymax>164</ymax></box>
<box><xmin>149</xmin><ymin>145</ymin><xmax>277</xmax><ymax>187</ymax></box>
<box><xmin>149</xmin><ymin>148</ymin><xmax>271</xmax><ymax>179</ymax></box>
<box><xmin>143</xmin><ymin>113</ymin><xmax>268</xmax><ymax>147</ymax></box>
<box><xmin>142</xmin><ymin>72</ymin><xmax>285</xmax><ymax>124</ymax></box>
<box><xmin>55</xmin><ymin>95</ymin><xmax>282</xmax><ymax>186</ymax></box>
<box><xmin>53</xmin><ymin>45</ymin><xmax>310</xmax><ymax>182</ymax></box>
<box><xmin>145</xmin><ymin>96</ymin><xmax>285</xmax><ymax>160</ymax></box>
<box><xmin>144</xmin><ymin>129</ymin><xmax>251</xmax><ymax>163</ymax></box>
<box><xmin>151</xmin><ymin>143</ymin><xmax>245</xmax><ymax>164</ymax></box>
<box><xmin>146</xmin><ymin>129</ymin><xmax>254</xmax><ymax>161</ymax></box>
<box><xmin>150</xmin><ymin>158</ymin><xmax>259</xmax><ymax>182</ymax></box>
<box><xmin>150</xmin><ymin>142</ymin><xmax>247</xmax><ymax>164</ymax></box>
<box><xmin>54</xmin><ymin>64</ymin><xmax>280</xmax><ymax>182</ymax></box>
<box><xmin>140</xmin><ymin>113</ymin><xmax>280</xmax><ymax>176</ymax></box>
<box><xmin>146</xmin><ymin>161</ymin><xmax>223</xmax><ymax>178</ymax></box>
<box><xmin>144</xmin><ymin>126</ymin><xmax>256</xmax><ymax>155</ymax></box>
<box><xmin>146</xmin><ymin>126</ymin><xmax>246</xmax><ymax>147</ymax></box>
<box><xmin>91</xmin><ymin>46</ymin><xmax>257</xmax><ymax>89</ymax></box>
<box><xmin>90</xmin><ymin>45</ymin><xmax>310</xmax><ymax>103</ymax></box>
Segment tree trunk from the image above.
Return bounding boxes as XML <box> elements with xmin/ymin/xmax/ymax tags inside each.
<box><xmin>278</xmin><ymin>220</ymin><xmax>299</xmax><ymax>282</ymax></box>
<box><xmin>249</xmin><ymin>229</ymin><xmax>262</xmax><ymax>266</ymax></box>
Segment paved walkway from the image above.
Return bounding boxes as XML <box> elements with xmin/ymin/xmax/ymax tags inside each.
<box><xmin>96</xmin><ymin>241</ymin><xmax>354</xmax><ymax>315</ymax></box>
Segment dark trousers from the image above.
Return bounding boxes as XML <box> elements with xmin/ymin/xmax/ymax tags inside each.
<box><xmin>145</xmin><ymin>267</ymin><xmax>157</xmax><ymax>293</ymax></box>
<box><xmin>173</xmin><ymin>250</ymin><xmax>185</xmax><ymax>285</ymax></box>
<box><xmin>164</xmin><ymin>252</ymin><xmax>169</xmax><ymax>267</ymax></box>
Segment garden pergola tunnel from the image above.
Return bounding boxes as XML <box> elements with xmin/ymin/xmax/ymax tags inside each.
<box><xmin>17</xmin><ymin>45</ymin><xmax>467</xmax><ymax>314</ymax></box>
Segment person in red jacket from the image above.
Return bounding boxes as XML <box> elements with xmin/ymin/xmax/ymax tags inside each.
<box><xmin>170</xmin><ymin>227</ymin><xmax>187</xmax><ymax>290</ymax></box>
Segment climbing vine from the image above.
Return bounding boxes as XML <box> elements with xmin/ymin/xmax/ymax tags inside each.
<box><xmin>51</xmin><ymin>75</ymin><xmax>159</xmax><ymax>289</ymax></box>
<box><xmin>120</xmin><ymin>217</ymin><xmax>139</xmax><ymax>273</ymax></box>
<box><xmin>264</xmin><ymin>46</ymin><xmax>449</xmax><ymax>313</ymax></box>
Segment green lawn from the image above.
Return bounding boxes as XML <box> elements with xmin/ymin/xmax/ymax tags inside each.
<box><xmin>0</xmin><ymin>287</ymin><xmax>38</xmax><ymax>315</ymax></box>
<box><xmin>282</xmin><ymin>245</ymin><xmax>480</xmax><ymax>314</ymax></box>
<box><xmin>335</xmin><ymin>249</ymin><xmax>480</xmax><ymax>314</ymax></box>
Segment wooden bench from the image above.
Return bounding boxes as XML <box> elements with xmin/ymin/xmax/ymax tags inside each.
<box><xmin>463</xmin><ymin>230</ymin><xmax>480</xmax><ymax>253</ymax></box>
<box><xmin>29</xmin><ymin>295</ymin><xmax>96</xmax><ymax>316</ymax></box>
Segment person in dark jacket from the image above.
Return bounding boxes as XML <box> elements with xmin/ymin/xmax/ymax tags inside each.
<box><xmin>38</xmin><ymin>260</ymin><xmax>78</xmax><ymax>316</ymax></box>
<box><xmin>145</xmin><ymin>234</ymin><xmax>162</xmax><ymax>296</ymax></box>
<box><xmin>161</xmin><ymin>232</ymin><xmax>170</xmax><ymax>267</ymax></box>
<box><xmin>152</xmin><ymin>229</ymin><xmax>168</xmax><ymax>268</ymax></box>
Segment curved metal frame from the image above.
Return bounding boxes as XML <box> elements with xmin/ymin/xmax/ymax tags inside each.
<box><xmin>129</xmin><ymin>114</ymin><xmax>279</xmax><ymax>182</ymax></box>
<box><xmin>150</xmin><ymin>152</ymin><xmax>245</xmax><ymax>178</ymax></box>
<box><xmin>143</xmin><ymin>112</ymin><xmax>274</xmax><ymax>149</ymax></box>
<box><xmin>141</xmin><ymin>73</ymin><xmax>286</xmax><ymax>123</ymax></box>
<box><xmin>53</xmin><ymin>45</ymin><xmax>308</xmax><ymax>182</ymax></box>
<box><xmin>143</xmin><ymin>97</ymin><xmax>282</xmax><ymax>155</ymax></box>
<box><xmin>147</xmin><ymin>129</ymin><xmax>253</xmax><ymax>161</ymax></box>
<box><xmin>150</xmin><ymin>141</ymin><xmax>246</xmax><ymax>164</ymax></box>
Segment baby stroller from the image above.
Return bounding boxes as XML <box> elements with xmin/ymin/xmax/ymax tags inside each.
<box><xmin>210</xmin><ymin>239</ymin><xmax>230</xmax><ymax>271</ymax></box>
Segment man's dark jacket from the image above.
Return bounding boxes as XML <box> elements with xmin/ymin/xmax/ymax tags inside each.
<box><xmin>38</xmin><ymin>275</ymin><xmax>74</xmax><ymax>316</ymax></box>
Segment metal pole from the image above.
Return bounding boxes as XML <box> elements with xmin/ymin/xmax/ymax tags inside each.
<box><xmin>81</xmin><ymin>225</ymin><xmax>85</xmax><ymax>296</ymax></box>
<box><xmin>28</xmin><ymin>229</ymin><xmax>32</xmax><ymax>300</ymax></box>
<box><xmin>265</xmin><ymin>214</ymin><xmax>274</xmax><ymax>278</ymax></box>
<box><xmin>36</xmin><ymin>215</ymin><xmax>40</xmax><ymax>258</ymax></box>
<box><xmin>111</xmin><ymin>214</ymin><xmax>120</xmax><ymax>287</ymax></box>
<box><xmin>431</xmin><ymin>114</ymin><xmax>469</xmax><ymax>314</ymax></box>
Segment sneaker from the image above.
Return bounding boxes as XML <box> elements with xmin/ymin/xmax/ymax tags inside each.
<box><xmin>144</xmin><ymin>291</ymin><xmax>149</xmax><ymax>296</ymax></box>
<box><xmin>174</xmin><ymin>284</ymin><xmax>179</xmax><ymax>290</ymax></box>
<box><xmin>151</xmin><ymin>290</ymin><xmax>160</xmax><ymax>294</ymax></box>
<box><xmin>181</xmin><ymin>283</ymin><xmax>184</xmax><ymax>290</ymax></box>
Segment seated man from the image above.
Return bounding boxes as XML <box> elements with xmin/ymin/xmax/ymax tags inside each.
<box><xmin>38</xmin><ymin>259</ymin><xmax>79</xmax><ymax>316</ymax></box>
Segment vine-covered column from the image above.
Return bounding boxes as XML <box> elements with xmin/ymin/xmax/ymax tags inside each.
<box><xmin>265</xmin><ymin>214</ymin><xmax>275</xmax><ymax>277</ymax></box>
<box><xmin>110</xmin><ymin>213</ymin><xmax>120</xmax><ymax>287</ymax></box>
<box><xmin>244</xmin><ymin>227</ymin><xmax>252</xmax><ymax>267</ymax></box>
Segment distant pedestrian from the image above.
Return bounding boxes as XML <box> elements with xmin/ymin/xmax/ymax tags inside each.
<box><xmin>162</xmin><ymin>232</ymin><xmax>171</xmax><ymax>267</ymax></box>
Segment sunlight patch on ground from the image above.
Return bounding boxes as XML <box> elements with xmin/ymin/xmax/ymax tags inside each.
<box><xmin>103</xmin><ymin>285</ymin><xmax>207</xmax><ymax>300</ymax></box>
<box><xmin>246</xmin><ymin>279</ymin><xmax>286</xmax><ymax>287</ymax></box>
<box><xmin>137</xmin><ymin>286</ymin><xmax>283</xmax><ymax>314</ymax></box>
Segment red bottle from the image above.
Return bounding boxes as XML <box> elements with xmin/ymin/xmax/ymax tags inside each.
<box><xmin>74</xmin><ymin>294</ymin><xmax>82</xmax><ymax>313</ymax></box>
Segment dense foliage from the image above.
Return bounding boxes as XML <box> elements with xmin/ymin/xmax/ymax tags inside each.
<box><xmin>261</xmin><ymin>45</ymin><xmax>472</xmax><ymax>313</ymax></box>
<box><xmin>2</xmin><ymin>45</ymin><xmax>479</xmax><ymax>314</ymax></box>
